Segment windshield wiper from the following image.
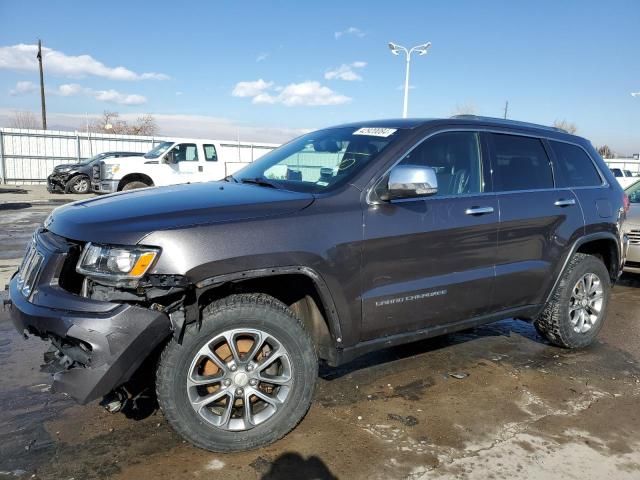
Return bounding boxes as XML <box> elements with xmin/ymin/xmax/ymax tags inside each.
<box><xmin>240</xmin><ymin>177</ymin><xmax>278</xmax><ymax>189</ymax></box>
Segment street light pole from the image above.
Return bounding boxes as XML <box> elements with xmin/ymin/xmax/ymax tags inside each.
<box><xmin>389</xmin><ymin>42</ymin><xmax>431</xmax><ymax>118</ymax></box>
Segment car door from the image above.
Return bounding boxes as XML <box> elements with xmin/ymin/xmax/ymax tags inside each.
<box><xmin>361</xmin><ymin>130</ymin><xmax>499</xmax><ymax>340</ymax></box>
<box><xmin>156</xmin><ymin>143</ymin><xmax>200</xmax><ymax>185</ymax></box>
<box><xmin>487</xmin><ymin>132</ymin><xmax>584</xmax><ymax>310</ymax></box>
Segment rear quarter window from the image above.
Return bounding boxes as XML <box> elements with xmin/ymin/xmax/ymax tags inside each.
<box><xmin>550</xmin><ymin>141</ymin><xmax>602</xmax><ymax>188</ymax></box>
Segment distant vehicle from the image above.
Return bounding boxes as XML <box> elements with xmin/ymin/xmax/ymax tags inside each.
<box><xmin>609</xmin><ymin>167</ymin><xmax>638</xmax><ymax>189</ymax></box>
<box><xmin>9</xmin><ymin>116</ymin><xmax>628</xmax><ymax>452</ymax></box>
<box><xmin>48</xmin><ymin>152</ymin><xmax>144</xmax><ymax>194</ymax></box>
<box><xmin>623</xmin><ymin>180</ymin><xmax>640</xmax><ymax>273</ymax></box>
<box><xmin>91</xmin><ymin>139</ymin><xmax>278</xmax><ymax>193</ymax></box>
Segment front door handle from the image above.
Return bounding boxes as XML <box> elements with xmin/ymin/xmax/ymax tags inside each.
<box><xmin>465</xmin><ymin>206</ymin><xmax>495</xmax><ymax>216</ymax></box>
<box><xmin>198</xmin><ymin>165</ymin><xmax>203</xmax><ymax>172</ymax></box>
<box><xmin>554</xmin><ymin>198</ymin><xmax>576</xmax><ymax>207</ymax></box>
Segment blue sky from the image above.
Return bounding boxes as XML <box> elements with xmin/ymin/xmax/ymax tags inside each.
<box><xmin>0</xmin><ymin>0</ymin><xmax>638</xmax><ymax>152</ymax></box>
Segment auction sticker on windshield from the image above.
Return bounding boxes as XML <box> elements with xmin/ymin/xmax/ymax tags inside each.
<box><xmin>353</xmin><ymin>127</ymin><xmax>397</xmax><ymax>137</ymax></box>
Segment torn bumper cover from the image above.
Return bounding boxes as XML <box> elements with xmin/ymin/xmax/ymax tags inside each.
<box><xmin>9</xmin><ymin>276</ymin><xmax>172</xmax><ymax>404</ymax></box>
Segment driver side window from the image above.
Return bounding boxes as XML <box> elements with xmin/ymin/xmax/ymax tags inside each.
<box><xmin>399</xmin><ymin>131</ymin><xmax>483</xmax><ymax>196</ymax></box>
<box><xmin>170</xmin><ymin>143</ymin><xmax>199</xmax><ymax>162</ymax></box>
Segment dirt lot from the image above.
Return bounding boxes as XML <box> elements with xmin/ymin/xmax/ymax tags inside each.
<box><xmin>1</xmin><ymin>188</ymin><xmax>639</xmax><ymax>479</ymax></box>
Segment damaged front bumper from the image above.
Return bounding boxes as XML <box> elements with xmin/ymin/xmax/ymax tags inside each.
<box><xmin>8</xmin><ymin>231</ymin><xmax>172</xmax><ymax>404</ymax></box>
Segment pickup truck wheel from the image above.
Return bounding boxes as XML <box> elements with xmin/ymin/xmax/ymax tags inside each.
<box><xmin>534</xmin><ymin>253</ymin><xmax>610</xmax><ymax>348</ymax></box>
<box><xmin>156</xmin><ymin>294</ymin><xmax>318</xmax><ymax>452</ymax></box>
<box><xmin>121</xmin><ymin>181</ymin><xmax>149</xmax><ymax>191</ymax></box>
<box><xmin>65</xmin><ymin>175</ymin><xmax>90</xmax><ymax>194</ymax></box>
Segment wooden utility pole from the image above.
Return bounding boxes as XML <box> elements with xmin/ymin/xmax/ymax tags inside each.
<box><xmin>37</xmin><ymin>39</ymin><xmax>47</xmax><ymax>130</ymax></box>
<box><xmin>503</xmin><ymin>100</ymin><xmax>509</xmax><ymax>119</ymax></box>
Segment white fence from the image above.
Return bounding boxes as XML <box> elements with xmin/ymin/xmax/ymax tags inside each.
<box><xmin>0</xmin><ymin>128</ymin><xmax>278</xmax><ymax>184</ymax></box>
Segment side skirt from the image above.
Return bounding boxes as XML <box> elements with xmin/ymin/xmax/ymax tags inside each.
<box><xmin>326</xmin><ymin>304</ymin><xmax>542</xmax><ymax>367</ymax></box>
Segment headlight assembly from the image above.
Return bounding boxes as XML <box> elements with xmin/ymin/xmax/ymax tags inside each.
<box><xmin>76</xmin><ymin>243</ymin><xmax>160</xmax><ymax>285</ymax></box>
<box><xmin>104</xmin><ymin>164</ymin><xmax>120</xmax><ymax>178</ymax></box>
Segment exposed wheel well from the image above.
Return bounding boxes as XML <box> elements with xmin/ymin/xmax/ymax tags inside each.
<box><xmin>576</xmin><ymin>238</ymin><xmax>618</xmax><ymax>281</ymax></box>
<box><xmin>197</xmin><ymin>274</ymin><xmax>335</xmax><ymax>360</ymax></box>
<box><xmin>118</xmin><ymin>173</ymin><xmax>154</xmax><ymax>191</ymax></box>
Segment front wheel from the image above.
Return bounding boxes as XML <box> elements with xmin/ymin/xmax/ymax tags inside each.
<box><xmin>65</xmin><ymin>175</ymin><xmax>90</xmax><ymax>194</ymax></box>
<box><xmin>534</xmin><ymin>253</ymin><xmax>610</xmax><ymax>348</ymax></box>
<box><xmin>121</xmin><ymin>181</ymin><xmax>149</xmax><ymax>191</ymax></box>
<box><xmin>156</xmin><ymin>294</ymin><xmax>318</xmax><ymax>452</ymax></box>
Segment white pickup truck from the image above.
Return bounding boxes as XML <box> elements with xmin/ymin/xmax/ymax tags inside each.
<box><xmin>609</xmin><ymin>167</ymin><xmax>639</xmax><ymax>189</ymax></box>
<box><xmin>91</xmin><ymin>138</ymin><xmax>279</xmax><ymax>193</ymax></box>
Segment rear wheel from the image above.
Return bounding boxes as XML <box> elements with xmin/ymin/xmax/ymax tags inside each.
<box><xmin>534</xmin><ymin>253</ymin><xmax>610</xmax><ymax>348</ymax></box>
<box><xmin>65</xmin><ymin>175</ymin><xmax>90</xmax><ymax>194</ymax></box>
<box><xmin>121</xmin><ymin>180</ymin><xmax>149</xmax><ymax>191</ymax></box>
<box><xmin>156</xmin><ymin>294</ymin><xmax>318</xmax><ymax>452</ymax></box>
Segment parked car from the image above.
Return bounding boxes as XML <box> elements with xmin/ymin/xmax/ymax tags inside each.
<box><xmin>91</xmin><ymin>139</ymin><xmax>278</xmax><ymax>193</ymax></box>
<box><xmin>9</xmin><ymin>116</ymin><xmax>628</xmax><ymax>452</ymax></box>
<box><xmin>622</xmin><ymin>180</ymin><xmax>640</xmax><ymax>273</ymax></box>
<box><xmin>609</xmin><ymin>167</ymin><xmax>638</xmax><ymax>189</ymax></box>
<box><xmin>47</xmin><ymin>151</ymin><xmax>144</xmax><ymax>194</ymax></box>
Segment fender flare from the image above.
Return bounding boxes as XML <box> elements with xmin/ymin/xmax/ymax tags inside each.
<box><xmin>195</xmin><ymin>266</ymin><xmax>344</xmax><ymax>345</ymax></box>
<box><xmin>545</xmin><ymin>232</ymin><xmax>622</xmax><ymax>304</ymax></box>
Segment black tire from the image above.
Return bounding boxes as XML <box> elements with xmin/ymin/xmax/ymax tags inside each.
<box><xmin>121</xmin><ymin>181</ymin><xmax>149</xmax><ymax>191</ymax></box>
<box><xmin>156</xmin><ymin>294</ymin><xmax>318</xmax><ymax>452</ymax></box>
<box><xmin>534</xmin><ymin>253</ymin><xmax>610</xmax><ymax>348</ymax></box>
<box><xmin>65</xmin><ymin>175</ymin><xmax>90</xmax><ymax>194</ymax></box>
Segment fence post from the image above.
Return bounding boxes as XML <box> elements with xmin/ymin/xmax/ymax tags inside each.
<box><xmin>0</xmin><ymin>130</ymin><xmax>5</xmax><ymax>184</ymax></box>
<box><xmin>76</xmin><ymin>132</ymin><xmax>81</xmax><ymax>161</ymax></box>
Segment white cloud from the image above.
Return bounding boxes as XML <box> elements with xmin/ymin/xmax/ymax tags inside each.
<box><xmin>176</xmin><ymin>91</ymin><xmax>183</xmax><ymax>96</ymax></box>
<box><xmin>334</xmin><ymin>27</ymin><xmax>365</xmax><ymax>39</ymax></box>
<box><xmin>324</xmin><ymin>61</ymin><xmax>367</xmax><ymax>81</ymax></box>
<box><xmin>0</xmin><ymin>44</ymin><xmax>169</xmax><ymax>80</ymax></box>
<box><xmin>0</xmin><ymin>108</ymin><xmax>309</xmax><ymax>143</ymax></box>
<box><xmin>396</xmin><ymin>84</ymin><xmax>416</xmax><ymax>90</ymax></box>
<box><xmin>232</xmin><ymin>79</ymin><xmax>273</xmax><ymax>98</ymax></box>
<box><xmin>632</xmin><ymin>92</ymin><xmax>640</xmax><ymax>97</ymax></box>
<box><xmin>9</xmin><ymin>80</ymin><xmax>37</xmax><ymax>96</ymax></box>
<box><xmin>232</xmin><ymin>79</ymin><xmax>351</xmax><ymax>106</ymax></box>
<box><xmin>256</xmin><ymin>52</ymin><xmax>269</xmax><ymax>62</ymax></box>
<box><xmin>53</xmin><ymin>83</ymin><xmax>147</xmax><ymax>105</ymax></box>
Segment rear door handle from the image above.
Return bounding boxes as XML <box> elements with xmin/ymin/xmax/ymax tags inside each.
<box><xmin>198</xmin><ymin>165</ymin><xmax>203</xmax><ymax>172</ymax></box>
<box><xmin>465</xmin><ymin>206</ymin><xmax>495</xmax><ymax>216</ymax></box>
<box><xmin>554</xmin><ymin>198</ymin><xmax>576</xmax><ymax>207</ymax></box>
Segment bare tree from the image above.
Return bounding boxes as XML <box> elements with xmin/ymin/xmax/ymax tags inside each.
<box><xmin>90</xmin><ymin>111</ymin><xmax>158</xmax><ymax>136</ymax></box>
<box><xmin>452</xmin><ymin>103</ymin><xmax>477</xmax><ymax>116</ymax></box>
<box><xmin>128</xmin><ymin>114</ymin><xmax>158</xmax><ymax>136</ymax></box>
<box><xmin>9</xmin><ymin>110</ymin><xmax>39</xmax><ymax>129</ymax></box>
<box><xmin>597</xmin><ymin>145</ymin><xmax>614</xmax><ymax>159</ymax></box>
<box><xmin>552</xmin><ymin>119</ymin><xmax>577</xmax><ymax>134</ymax></box>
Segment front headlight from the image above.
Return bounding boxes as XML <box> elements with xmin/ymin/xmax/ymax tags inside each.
<box><xmin>104</xmin><ymin>164</ymin><xmax>120</xmax><ymax>178</ymax></box>
<box><xmin>76</xmin><ymin>243</ymin><xmax>160</xmax><ymax>285</ymax></box>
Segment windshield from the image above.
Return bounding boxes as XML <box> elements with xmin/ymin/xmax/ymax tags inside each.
<box><xmin>233</xmin><ymin>127</ymin><xmax>403</xmax><ymax>193</ymax></box>
<box><xmin>144</xmin><ymin>141</ymin><xmax>174</xmax><ymax>159</ymax></box>
<box><xmin>626</xmin><ymin>181</ymin><xmax>640</xmax><ymax>203</ymax></box>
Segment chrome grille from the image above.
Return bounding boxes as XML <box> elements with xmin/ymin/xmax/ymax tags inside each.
<box><xmin>17</xmin><ymin>242</ymin><xmax>44</xmax><ymax>297</ymax></box>
<box><xmin>92</xmin><ymin>163</ymin><xmax>101</xmax><ymax>181</ymax></box>
<box><xmin>628</xmin><ymin>230</ymin><xmax>640</xmax><ymax>245</ymax></box>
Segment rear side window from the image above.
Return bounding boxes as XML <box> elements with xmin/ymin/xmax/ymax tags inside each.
<box><xmin>611</xmin><ymin>168</ymin><xmax>622</xmax><ymax>177</ymax></box>
<box><xmin>550</xmin><ymin>141</ymin><xmax>602</xmax><ymax>187</ymax></box>
<box><xmin>490</xmin><ymin>133</ymin><xmax>553</xmax><ymax>191</ymax></box>
<box><xmin>204</xmin><ymin>144</ymin><xmax>218</xmax><ymax>161</ymax></box>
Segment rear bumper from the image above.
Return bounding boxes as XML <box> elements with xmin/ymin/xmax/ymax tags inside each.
<box><xmin>91</xmin><ymin>179</ymin><xmax>118</xmax><ymax>194</ymax></box>
<box><xmin>9</xmin><ymin>274</ymin><xmax>172</xmax><ymax>405</ymax></box>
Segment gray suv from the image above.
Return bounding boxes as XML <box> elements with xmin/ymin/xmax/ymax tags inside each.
<box><xmin>8</xmin><ymin>116</ymin><xmax>628</xmax><ymax>452</ymax></box>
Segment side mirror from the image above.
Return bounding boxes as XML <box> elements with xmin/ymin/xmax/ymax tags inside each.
<box><xmin>163</xmin><ymin>151</ymin><xmax>175</xmax><ymax>164</ymax></box>
<box><xmin>386</xmin><ymin>164</ymin><xmax>438</xmax><ymax>200</ymax></box>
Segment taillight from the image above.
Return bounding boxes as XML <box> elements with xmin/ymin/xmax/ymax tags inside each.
<box><xmin>623</xmin><ymin>193</ymin><xmax>630</xmax><ymax>214</ymax></box>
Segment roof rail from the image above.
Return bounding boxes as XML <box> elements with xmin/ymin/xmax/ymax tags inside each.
<box><xmin>450</xmin><ymin>115</ymin><xmax>569</xmax><ymax>134</ymax></box>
